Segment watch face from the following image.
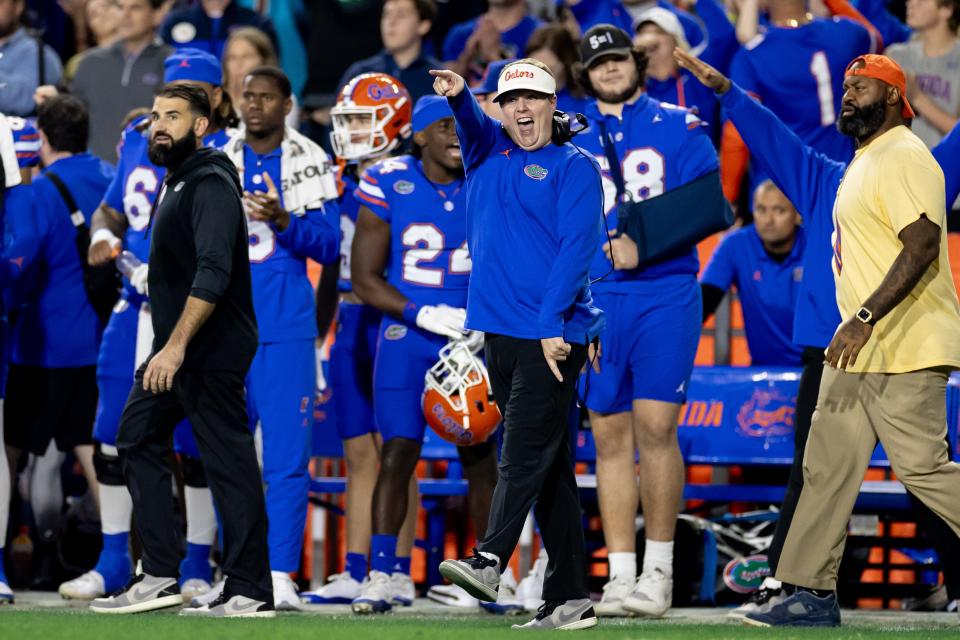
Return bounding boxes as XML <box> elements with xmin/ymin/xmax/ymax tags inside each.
<box><xmin>857</xmin><ymin>308</ymin><xmax>871</xmax><ymax>322</ymax></box>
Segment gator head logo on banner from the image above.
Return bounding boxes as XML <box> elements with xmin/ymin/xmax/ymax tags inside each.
<box><xmin>735</xmin><ymin>389</ymin><xmax>795</xmax><ymax>439</ymax></box>
<box><xmin>723</xmin><ymin>554</ymin><xmax>771</xmax><ymax>594</ymax></box>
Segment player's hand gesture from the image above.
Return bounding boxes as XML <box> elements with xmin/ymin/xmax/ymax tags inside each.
<box><xmin>244</xmin><ymin>172</ymin><xmax>290</xmax><ymax>231</ymax></box>
<box><xmin>674</xmin><ymin>48</ymin><xmax>732</xmax><ymax>95</ymax></box>
<box><xmin>541</xmin><ymin>337</ymin><xmax>572</xmax><ymax>382</ymax></box>
<box><xmin>430</xmin><ymin>69</ymin><xmax>465</xmax><ymax>98</ymax></box>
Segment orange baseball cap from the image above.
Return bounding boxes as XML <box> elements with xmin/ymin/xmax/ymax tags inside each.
<box><xmin>844</xmin><ymin>54</ymin><xmax>915</xmax><ymax>119</ymax></box>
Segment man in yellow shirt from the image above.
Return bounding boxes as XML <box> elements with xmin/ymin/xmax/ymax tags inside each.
<box><xmin>746</xmin><ymin>54</ymin><xmax>960</xmax><ymax>627</ymax></box>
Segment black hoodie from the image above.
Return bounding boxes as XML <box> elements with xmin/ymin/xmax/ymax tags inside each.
<box><xmin>148</xmin><ymin>147</ymin><xmax>258</xmax><ymax>372</ymax></box>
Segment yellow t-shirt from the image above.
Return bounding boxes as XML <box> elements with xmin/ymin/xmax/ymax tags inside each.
<box><xmin>831</xmin><ymin>125</ymin><xmax>960</xmax><ymax>373</ymax></box>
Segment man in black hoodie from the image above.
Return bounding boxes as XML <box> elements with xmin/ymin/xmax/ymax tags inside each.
<box><xmin>90</xmin><ymin>84</ymin><xmax>272</xmax><ymax>618</ymax></box>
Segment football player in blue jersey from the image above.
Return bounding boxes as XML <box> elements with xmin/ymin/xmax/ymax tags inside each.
<box><xmin>221</xmin><ymin>65</ymin><xmax>340</xmax><ymax>610</ymax></box>
<box><xmin>573</xmin><ymin>24</ymin><xmax>720</xmax><ymax>617</ymax></box>
<box><xmin>348</xmin><ymin>95</ymin><xmax>498</xmax><ymax>614</ymax></box>
<box><xmin>61</xmin><ymin>49</ymin><xmax>237</xmax><ymax>603</ymax></box>
<box><xmin>306</xmin><ymin>72</ymin><xmax>417</xmax><ymax>605</ymax></box>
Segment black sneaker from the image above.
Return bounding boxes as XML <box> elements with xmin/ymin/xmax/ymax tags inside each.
<box><xmin>727</xmin><ymin>578</ymin><xmax>784</xmax><ymax>620</ymax></box>
<box><xmin>744</xmin><ymin>589</ymin><xmax>841</xmax><ymax>627</ymax></box>
<box><xmin>438</xmin><ymin>548</ymin><xmax>500</xmax><ymax>602</ymax></box>
<box><xmin>512</xmin><ymin>599</ymin><xmax>598</xmax><ymax>630</ymax></box>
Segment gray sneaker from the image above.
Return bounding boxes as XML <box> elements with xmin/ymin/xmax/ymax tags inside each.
<box><xmin>512</xmin><ymin>599</ymin><xmax>598</xmax><ymax>630</ymax></box>
<box><xmin>438</xmin><ymin>548</ymin><xmax>500</xmax><ymax>602</ymax></box>
<box><xmin>89</xmin><ymin>573</ymin><xmax>183</xmax><ymax>614</ymax></box>
<box><xmin>180</xmin><ymin>592</ymin><xmax>275</xmax><ymax>618</ymax></box>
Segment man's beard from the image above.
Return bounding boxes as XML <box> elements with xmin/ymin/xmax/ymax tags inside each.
<box><xmin>837</xmin><ymin>99</ymin><xmax>886</xmax><ymax>140</ymax></box>
<box><xmin>593</xmin><ymin>71</ymin><xmax>642</xmax><ymax>105</ymax></box>
<box><xmin>148</xmin><ymin>129</ymin><xmax>198</xmax><ymax>168</ymax></box>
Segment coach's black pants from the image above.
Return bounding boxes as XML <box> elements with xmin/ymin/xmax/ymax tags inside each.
<box><xmin>116</xmin><ymin>365</ymin><xmax>272</xmax><ymax>603</ymax></box>
<box><xmin>479</xmin><ymin>334</ymin><xmax>588</xmax><ymax>602</ymax></box>
<box><xmin>767</xmin><ymin>346</ymin><xmax>960</xmax><ymax>599</ymax></box>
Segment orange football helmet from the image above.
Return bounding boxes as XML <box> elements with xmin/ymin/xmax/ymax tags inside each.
<box><xmin>330</xmin><ymin>72</ymin><xmax>413</xmax><ymax>161</ymax></box>
<box><xmin>423</xmin><ymin>341</ymin><xmax>501</xmax><ymax>447</ymax></box>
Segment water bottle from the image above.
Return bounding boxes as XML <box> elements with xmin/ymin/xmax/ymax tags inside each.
<box><xmin>115</xmin><ymin>250</ymin><xmax>142</xmax><ymax>279</ymax></box>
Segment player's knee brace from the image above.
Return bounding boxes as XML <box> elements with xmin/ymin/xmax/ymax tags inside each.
<box><xmin>180</xmin><ymin>455</ymin><xmax>208</xmax><ymax>488</ymax></box>
<box><xmin>93</xmin><ymin>443</ymin><xmax>125</xmax><ymax>486</ymax></box>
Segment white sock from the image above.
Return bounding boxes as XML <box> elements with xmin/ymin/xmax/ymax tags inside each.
<box><xmin>642</xmin><ymin>539</ymin><xmax>674</xmax><ymax>578</ymax></box>
<box><xmin>479</xmin><ymin>551</ymin><xmax>500</xmax><ymax>566</ymax></box>
<box><xmin>762</xmin><ymin>576</ymin><xmax>782</xmax><ymax>590</ymax></box>
<box><xmin>185</xmin><ymin>486</ymin><xmax>217</xmax><ymax>545</ymax></box>
<box><xmin>608</xmin><ymin>552</ymin><xmax>636</xmax><ymax>582</ymax></box>
<box><xmin>99</xmin><ymin>484</ymin><xmax>133</xmax><ymax>535</ymax></box>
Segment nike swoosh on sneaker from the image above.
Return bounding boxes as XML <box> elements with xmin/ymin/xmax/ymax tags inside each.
<box><xmin>227</xmin><ymin>598</ymin><xmax>264</xmax><ymax>613</ymax></box>
<box><xmin>556</xmin><ymin>606</ymin><xmax>586</xmax><ymax>624</ymax></box>
<box><xmin>131</xmin><ymin>582</ymin><xmax>170</xmax><ymax>600</ymax></box>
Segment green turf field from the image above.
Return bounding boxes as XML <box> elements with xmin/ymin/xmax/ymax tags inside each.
<box><xmin>3</xmin><ymin>606</ymin><xmax>960</xmax><ymax>640</ymax></box>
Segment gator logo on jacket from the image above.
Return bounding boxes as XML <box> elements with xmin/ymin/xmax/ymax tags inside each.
<box><xmin>523</xmin><ymin>164</ymin><xmax>548</xmax><ymax>181</ymax></box>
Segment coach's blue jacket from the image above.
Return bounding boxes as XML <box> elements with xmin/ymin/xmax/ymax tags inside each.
<box><xmin>449</xmin><ymin>89</ymin><xmax>604</xmax><ymax>345</ymax></box>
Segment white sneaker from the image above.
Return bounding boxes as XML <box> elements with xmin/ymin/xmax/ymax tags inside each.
<box><xmin>59</xmin><ymin>570</ymin><xmax>106</xmax><ymax>600</ymax></box>
<box><xmin>480</xmin><ymin>567</ymin><xmax>524</xmax><ymax>615</ymax></box>
<box><xmin>0</xmin><ymin>581</ymin><xmax>14</xmax><ymax>604</ymax></box>
<box><xmin>517</xmin><ymin>556</ymin><xmax>546</xmax><ymax>611</ymax></box>
<box><xmin>272</xmin><ymin>571</ymin><xmax>304</xmax><ymax>611</ymax></box>
<box><xmin>390</xmin><ymin>572</ymin><xmax>415</xmax><ymax>606</ymax></box>
<box><xmin>301</xmin><ymin>572</ymin><xmax>363</xmax><ymax>605</ymax></box>
<box><xmin>181</xmin><ymin>578</ymin><xmax>211</xmax><ymax>602</ymax></box>
<box><xmin>594</xmin><ymin>574</ymin><xmax>637</xmax><ymax>617</ymax></box>
<box><xmin>428</xmin><ymin>583</ymin><xmax>479</xmax><ymax>608</ymax></box>
<box><xmin>623</xmin><ymin>568</ymin><xmax>672</xmax><ymax>617</ymax></box>
<box><xmin>351</xmin><ymin>571</ymin><xmax>393</xmax><ymax>614</ymax></box>
<box><xmin>728</xmin><ymin>577</ymin><xmax>783</xmax><ymax>620</ymax></box>
<box><xmin>189</xmin><ymin>578</ymin><xmax>224</xmax><ymax>608</ymax></box>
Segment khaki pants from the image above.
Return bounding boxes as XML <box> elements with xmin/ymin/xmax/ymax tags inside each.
<box><xmin>775</xmin><ymin>366</ymin><xmax>960</xmax><ymax>591</ymax></box>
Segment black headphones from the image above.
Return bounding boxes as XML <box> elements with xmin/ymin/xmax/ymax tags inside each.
<box><xmin>551</xmin><ymin>111</ymin><xmax>589</xmax><ymax>145</ymax></box>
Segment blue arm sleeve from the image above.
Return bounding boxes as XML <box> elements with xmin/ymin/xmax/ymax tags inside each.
<box><xmin>538</xmin><ymin>155</ymin><xmax>603</xmax><ymax>338</ymax></box>
<box><xmin>0</xmin><ymin>186</ymin><xmax>43</xmax><ymax>289</ymax></box>
<box><xmin>695</xmin><ymin>0</ymin><xmax>739</xmax><ymax>73</ymax></box>
<box><xmin>700</xmin><ymin>232</ymin><xmax>737</xmax><ymax>291</ymax></box>
<box><xmin>449</xmin><ymin>90</ymin><xmax>501</xmax><ymax>172</ymax></box>
<box><xmin>275</xmin><ymin>202</ymin><xmax>341</xmax><ymax>265</ymax></box>
<box><xmin>718</xmin><ymin>84</ymin><xmax>846</xmax><ymax>219</ymax></box>
<box><xmin>932</xmin><ymin>121</ymin><xmax>960</xmax><ymax>206</ymax></box>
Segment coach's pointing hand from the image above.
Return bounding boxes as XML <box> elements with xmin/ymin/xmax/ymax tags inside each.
<box><xmin>430</xmin><ymin>69</ymin><xmax>465</xmax><ymax>98</ymax></box>
<box><xmin>541</xmin><ymin>337</ymin><xmax>572</xmax><ymax>382</ymax></box>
